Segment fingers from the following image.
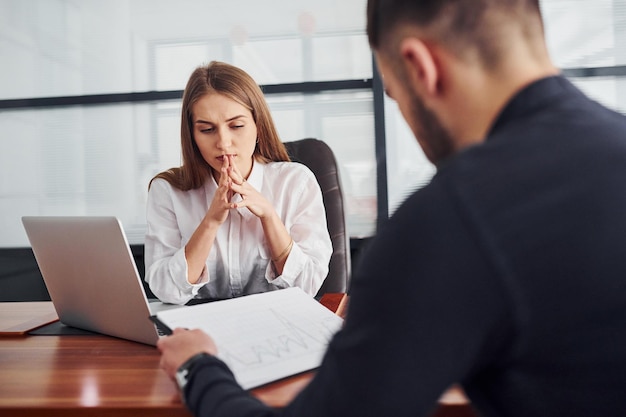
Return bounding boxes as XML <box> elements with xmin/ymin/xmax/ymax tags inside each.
<box><xmin>216</xmin><ymin>175</ymin><xmax>231</xmax><ymax>200</ymax></box>
<box><xmin>227</xmin><ymin>155</ymin><xmax>246</xmax><ymax>185</ymax></box>
<box><xmin>215</xmin><ymin>157</ymin><xmax>233</xmax><ymax>204</ymax></box>
<box><xmin>224</xmin><ymin>155</ymin><xmax>247</xmax><ymax>202</ymax></box>
<box><xmin>219</xmin><ymin>158</ymin><xmax>230</xmax><ymax>187</ymax></box>
<box><xmin>207</xmin><ymin>157</ymin><xmax>239</xmax><ymax>223</ymax></box>
<box><xmin>156</xmin><ymin>328</ymin><xmax>218</xmax><ymax>378</ymax></box>
<box><xmin>228</xmin><ymin>179</ymin><xmax>246</xmax><ymax>195</ymax></box>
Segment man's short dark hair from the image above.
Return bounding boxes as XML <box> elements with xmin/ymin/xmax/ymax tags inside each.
<box><xmin>367</xmin><ymin>0</ymin><xmax>543</xmax><ymax>66</ymax></box>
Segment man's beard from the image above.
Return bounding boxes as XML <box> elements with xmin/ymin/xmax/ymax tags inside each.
<box><xmin>408</xmin><ymin>92</ymin><xmax>456</xmax><ymax>165</ymax></box>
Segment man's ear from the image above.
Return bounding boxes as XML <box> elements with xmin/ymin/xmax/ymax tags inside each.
<box><xmin>399</xmin><ymin>38</ymin><xmax>440</xmax><ymax>97</ymax></box>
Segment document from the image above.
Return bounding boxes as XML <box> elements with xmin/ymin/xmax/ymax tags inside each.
<box><xmin>154</xmin><ymin>287</ymin><xmax>344</xmax><ymax>389</ymax></box>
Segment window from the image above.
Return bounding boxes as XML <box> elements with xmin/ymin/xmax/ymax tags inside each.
<box><xmin>2</xmin><ymin>0</ymin><xmax>626</xmax><ymax>248</ymax></box>
<box><xmin>383</xmin><ymin>0</ymin><xmax>626</xmax><ymax>217</ymax></box>
<box><xmin>0</xmin><ymin>0</ymin><xmax>375</xmax><ymax>247</ymax></box>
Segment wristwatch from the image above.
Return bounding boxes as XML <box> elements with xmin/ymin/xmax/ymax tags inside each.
<box><xmin>175</xmin><ymin>352</ymin><xmax>210</xmax><ymax>393</ymax></box>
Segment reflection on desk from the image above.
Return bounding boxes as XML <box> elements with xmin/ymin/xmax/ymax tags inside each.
<box><xmin>0</xmin><ymin>297</ymin><xmax>477</xmax><ymax>417</ymax></box>
<box><xmin>1</xmin><ymin>335</ymin><xmax>186</xmax><ymax>416</ymax></box>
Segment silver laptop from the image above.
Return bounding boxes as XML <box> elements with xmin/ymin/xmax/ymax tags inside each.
<box><xmin>21</xmin><ymin>216</ymin><xmax>183</xmax><ymax>346</ymax></box>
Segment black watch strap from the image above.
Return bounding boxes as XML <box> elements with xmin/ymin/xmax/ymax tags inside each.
<box><xmin>175</xmin><ymin>352</ymin><xmax>210</xmax><ymax>394</ymax></box>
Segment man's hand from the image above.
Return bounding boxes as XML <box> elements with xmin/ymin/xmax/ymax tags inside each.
<box><xmin>157</xmin><ymin>328</ymin><xmax>218</xmax><ymax>379</ymax></box>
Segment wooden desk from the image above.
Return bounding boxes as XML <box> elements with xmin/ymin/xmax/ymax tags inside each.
<box><xmin>0</xmin><ymin>298</ymin><xmax>475</xmax><ymax>417</ymax></box>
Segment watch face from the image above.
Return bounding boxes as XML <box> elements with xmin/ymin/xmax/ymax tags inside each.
<box><xmin>176</xmin><ymin>368</ymin><xmax>189</xmax><ymax>390</ymax></box>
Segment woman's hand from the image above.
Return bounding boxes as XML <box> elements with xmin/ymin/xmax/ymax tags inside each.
<box><xmin>203</xmin><ymin>155</ymin><xmax>292</xmax><ymax>275</ymax></box>
<box><xmin>227</xmin><ymin>155</ymin><xmax>274</xmax><ymax>219</ymax></box>
<box><xmin>205</xmin><ymin>156</ymin><xmax>235</xmax><ymax>226</ymax></box>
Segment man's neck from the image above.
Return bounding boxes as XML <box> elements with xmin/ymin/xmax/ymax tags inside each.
<box><xmin>441</xmin><ymin>40</ymin><xmax>560</xmax><ymax>151</ymax></box>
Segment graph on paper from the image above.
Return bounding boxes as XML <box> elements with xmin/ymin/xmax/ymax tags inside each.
<box><xmin>154</xmin><ymin>287</ymin><xmax>344</xmax><ymax>389</ymax></box>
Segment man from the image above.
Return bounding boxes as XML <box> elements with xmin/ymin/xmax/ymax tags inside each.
<box><xmin>157</xmin><ymin>1</ymin><xmax>626</xmax><ymax>416</ymax></box>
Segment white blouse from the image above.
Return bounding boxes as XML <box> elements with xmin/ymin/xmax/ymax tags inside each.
<box><xmin>144</xmin><ymin>161</ymin><xmax>333</xmax><ymax>304</ymax></box>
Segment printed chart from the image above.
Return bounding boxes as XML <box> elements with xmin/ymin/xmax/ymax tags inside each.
<box><xmin>156</xmin><ymin>288</ymin><xmax>344</xmax><ymax>389</ymax></box>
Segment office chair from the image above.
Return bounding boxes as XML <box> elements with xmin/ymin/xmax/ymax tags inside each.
<box><xmin>283</xmin><ymin>138</ymin><xmax>351</xmax><ymax>296</ymax></box>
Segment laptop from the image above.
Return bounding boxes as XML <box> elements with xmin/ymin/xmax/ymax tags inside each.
<box><xmin>21</xmin><ymin>216</ymin><xmax>183</xmax><ymax>346</ymax></box>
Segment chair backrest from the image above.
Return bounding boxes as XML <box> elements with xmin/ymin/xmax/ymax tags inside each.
<box><xmin>283</xmin><ymin>138</ymin><xmax>351</xmax><ymax>296</ymax></box>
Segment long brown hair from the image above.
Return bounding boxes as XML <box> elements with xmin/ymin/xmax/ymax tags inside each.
<box><xmin>150</xmin><ymin>61</ymin><xmax>290</xmax><ymax>191</ymax></box>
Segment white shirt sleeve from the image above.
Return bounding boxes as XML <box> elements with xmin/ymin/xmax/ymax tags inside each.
<box><xmin>263</xmin><ymin>164</ymin><xmax>333</xmax><ymax>296</ymax></box>
<box><xmin>144</xmin><ymin>179</ymin><xmax>208</xmax><ymax>304</ymax></box>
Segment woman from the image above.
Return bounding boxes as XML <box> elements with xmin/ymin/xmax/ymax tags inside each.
<box><xmin>145</xmin><ymin>61</ymin><xmax>332</xmax><ymax>305</ymax></box>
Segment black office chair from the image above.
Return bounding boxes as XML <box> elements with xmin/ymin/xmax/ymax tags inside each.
<box><xmin>283</xmin><ymin>138</ymin><xmax>351</xmax><ymax>296</ymax></box>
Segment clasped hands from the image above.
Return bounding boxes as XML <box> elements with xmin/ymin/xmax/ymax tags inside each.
<box><xmin>208</xmin><ymin>155</ymin><xmax>271</xmax><ymax>224</ymax></box>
